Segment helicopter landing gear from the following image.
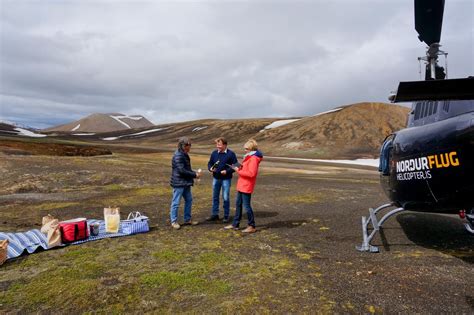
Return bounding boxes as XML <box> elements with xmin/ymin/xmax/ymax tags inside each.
<box><xmin>356</xmin><ymin>203</ymin><xmax>406</xmax><ymax>253</ymax></box>
<box><xmin>464</xmin><ymin>208</ymin><xmax>474</xmax><ymax>234</ymax></box>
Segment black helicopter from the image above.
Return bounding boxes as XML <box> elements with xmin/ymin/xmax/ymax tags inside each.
<box><xmin>357</xmin><ymin>0</ymin><xmax>474</xmax><ymax>252</ymax></box>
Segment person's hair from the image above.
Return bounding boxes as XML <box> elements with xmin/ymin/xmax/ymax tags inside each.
<box><xmin>215</xmin><ymin>137</ymin><xmax>227</xmax><ymax>145</ymax></box>
<box><xmin>178</xmin><ymin>137</ymin><xmax>191</xmax><ymax>151</ymax></box>
<box><xmin>244</xmin><ymin>139</ymin><xmax>258</xmax><ymax>151</ymax></box>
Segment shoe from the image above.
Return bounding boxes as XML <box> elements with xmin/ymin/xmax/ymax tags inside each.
<box><xmin>206</xmin><ymin>215</ymin><xmax>220</xmax><ymax>221</ymax></box>
<box><xmin>224</xmin><ymin>224</ymin><xmax>238</xmax><ymax>230</ymax></box>
<box><xmin>182</xmin><ymin>220</ymin><xmax>199</xmax><ymax>226</ymax></box>
<box><xmin>242</xmin><ymin>226</ymin><xmax>256</xmax><ymax>233</ymax></box>
<box><xmin>222</xmin><ymin>217</ymin><xmax>230</xmax><ymax>223</ymax></box>
<box><xmin>171</xmin><ymin>222</ymin><xmax>181</xmax><ymax>230</ymax></box>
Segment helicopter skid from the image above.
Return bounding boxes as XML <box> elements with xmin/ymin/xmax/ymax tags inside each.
<box><xmin>356</xmin><ymin>203</ymin><xmax>406</xmax><ymax>253</ymax></box>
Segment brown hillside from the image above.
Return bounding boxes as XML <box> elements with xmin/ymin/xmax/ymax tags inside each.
<box><xmin>109</xmin><ymin>118</ymin><xmax>278</xmax><ymax>150</ymax></box>
<box><xmin>44</xmin><ymin>113</ymin><xmax>154</xmax><ymax>133</ymax></box>
<box><xmin>255</xmin><ymin>102</ymin><xmax>409</xmax><ymax>159</ymax></box>
<box><xmin>37</xmin><ymin>102</ymin><xmax>409</xmax><ymax>159</ymax></box>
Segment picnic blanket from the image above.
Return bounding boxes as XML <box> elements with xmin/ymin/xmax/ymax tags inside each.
<box><xmin>0</xmin><ymin>219</ymin><xmax>149</xmax><ymax>261</ymax></box>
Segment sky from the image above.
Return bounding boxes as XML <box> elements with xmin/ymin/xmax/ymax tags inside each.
<box><xmin>0</xmin><ymin>0</ymin><xmax>473</xmax><ymax>129</ymax></box>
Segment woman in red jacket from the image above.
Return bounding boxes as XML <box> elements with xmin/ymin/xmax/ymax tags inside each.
<box><xmin>224</xmin><ymin>139</ymin><xmax>263</xmax><ymax>233</ymax></box>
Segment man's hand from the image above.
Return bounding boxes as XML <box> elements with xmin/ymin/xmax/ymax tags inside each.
<box><xmin>220</xmin><ymin>170</ymin><xmax>227</xmax><ymax>175</ymax></box>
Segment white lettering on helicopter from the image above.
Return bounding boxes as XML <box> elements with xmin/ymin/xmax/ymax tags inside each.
<box><xmin>397</xmin><ymin>171</ymin><xmax>432</xmax><ymax>181</ymax></box>
<box><xmin>395</xmin><ymin>151</ymin><xmax>460</xmax><ymax>181</ymax></box>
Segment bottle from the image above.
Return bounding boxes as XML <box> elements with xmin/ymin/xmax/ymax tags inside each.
<box><xmin>196</xmin><ymin>168</ymin><xmax>202</xmax><ymax>184</ymax></box>
<box><xmin>210</xmin><ymin>160</ymin><xmax>220</xmax><ymax>171</ymax></box>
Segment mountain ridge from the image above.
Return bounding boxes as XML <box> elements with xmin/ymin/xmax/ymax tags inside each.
<box><xmin>2</xmin><ymin>102</ymin><xmax>410</xmax><ymax>159</ymax></box>
<box><xmin>43</xmin><ymin>113</ymin><xmax>154</xmax><ymax>133</ymax></box>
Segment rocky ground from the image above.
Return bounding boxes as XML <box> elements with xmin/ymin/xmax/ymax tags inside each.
<box><xmin>0</xmin><ymin>149</ymin><xmax>472</xmax><ymax>313</ymax></box>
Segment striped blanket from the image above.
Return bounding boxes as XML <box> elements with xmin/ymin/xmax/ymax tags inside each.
<box><xmin>0</xmin><ymin>219</ymin><xmax>149</xmax><ymax>261</ymax></box>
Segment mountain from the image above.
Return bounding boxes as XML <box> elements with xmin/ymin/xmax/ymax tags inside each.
<box><xmin>43</xmin><ymin>113</ymin><xmax>154</xmax><ymax>133</ymax></box>
<box><xmin>5</xmin><ymin>103</ymin><xmax>409</xmax><ymax>159</ymax></box>
<box><xmin>255</xmin><ymin>102</ymin><xmax>409</xmax><ymax>158</ymax></box>
<box><xmin>87</xmin><ymin>102</ymin><xmax>409</xmax><ymax>159</ymax></box>
<box><xmin>0</xmin><ymin>122</ymin><xmax>47</xmax><ymax>138</ymax></box>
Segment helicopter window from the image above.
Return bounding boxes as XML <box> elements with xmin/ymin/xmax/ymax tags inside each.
<box><xmin>421</xmin><ymin>102</ymin><xmax>428</xmax><ymax>118</ymax></box>
<box><xmin>443</xmin><ymin>101</ymin><xmax>450</xmax><ymax>112</ymax></box>
<box><xmin>414</xmin><ymin>103</ymin><xmax>421</xmax><ymax>120</ymax></box>
<box><xmin>427</xmin><ymin>103</ymin><xmax>432</xmax><ymax>116</ymax></box>
<box><xmin>379</xmin><ymin>135</ymin><xmax>393</xmax><ymax>176</ymax></box>
<box><xmin>432</xmin><ymin>102</ymin><xmax>438</xmax><ymax>115</ymax></box>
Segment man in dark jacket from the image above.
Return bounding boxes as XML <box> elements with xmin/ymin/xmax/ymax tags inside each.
<box><xmin>169</xmin><ymin>137</ymin><xmax>201</xmax><ymax>230</ymax></box>
<box><xmin>206</xmin><ymin>137</ymin><xmax>238</xmax><ymax>223</ymax></box>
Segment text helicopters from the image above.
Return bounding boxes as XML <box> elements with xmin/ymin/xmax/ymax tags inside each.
<box><xmin>357</xmin><ymin>0</ymin><xmax>474</xmax><ymax>252</ymax></box>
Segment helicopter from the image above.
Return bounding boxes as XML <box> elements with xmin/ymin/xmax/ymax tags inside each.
<box><xmin>357</xmin><ymin>0</ymin><xmax>474</xmax><ymax>252</ymax></box>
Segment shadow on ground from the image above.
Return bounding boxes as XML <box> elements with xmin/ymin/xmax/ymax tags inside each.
<box><xmin>261</xmin><ymin>220</ymin><xmax>310</xmax><ymax>229</ymax></box>
<box><xmin>397</xmin><ymin>212</ymin><xmax>474</xmax><ymax>263</ymax></box>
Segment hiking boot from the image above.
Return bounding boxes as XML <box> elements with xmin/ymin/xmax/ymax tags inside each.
<box><xmin>242</xmin><ymin>226</ymin><xmax>256</xmax><ymax>233</ymax></box>
<box><xmin>206</xmin><ymin>215</ymin><xmax>220</xmax><ymax>222</ymax></box>
<box><xmin>171</xmin><ymin>222</ymin><xmax>181</xmax><ymax>230</ymax></box>
<box><xmin>182</xmin><ymin>220</ymin><xmax>199</xmax><ymax>226</ymax></box>
<box><xmin>224</xmin><ymin>224</ymin><xmax>238</xmax><ymax>230</ymax></box>
<box><xmin>222</xmin><ymin>217</ymin><xmax>230</xmax><ymax>223</ymax></box>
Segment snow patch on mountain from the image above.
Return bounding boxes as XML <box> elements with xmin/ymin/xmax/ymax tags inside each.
<box><xmin>261</xmin><ymin>119</ymin><xmax>301</xmax><ymax>131</ymax></box>
<box><xmin>14</xmin><ymin>128</ymin><xmax>47</xmax><ymax>138</ymax></box>
<box><xmin>312</xmin><ymin>108</ymin><xmax>342</xmax><ymax>117</ymax></box>
<box><xmin>102</xmin><ymin>128</ymin><xmax>167</xmax><ymax>141</ymax></box>
<box><xmin>192</xmin><ymin>126</ymin><xmax>208</xmax><ymax>132</ymax></box>
<box><xmin>110</xmin><ymin>116</ymin><xmax>132</xmax><ymax>129</ymax></box>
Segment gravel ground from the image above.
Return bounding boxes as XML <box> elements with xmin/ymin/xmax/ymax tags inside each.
<box><xmin>0</xmin><ymin>151</ymin><xmax>472</xmax><ymax>313</ymax></box>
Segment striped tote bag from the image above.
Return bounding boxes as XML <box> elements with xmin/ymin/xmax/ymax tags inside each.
<box><xmin>121</xmin><ymin>212</ymin><xmax>149</xmax><ymax>235</ymax></box>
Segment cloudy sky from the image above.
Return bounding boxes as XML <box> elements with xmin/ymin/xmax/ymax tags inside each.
<box><xmin>0</xmin><ymin>0</ymin><xmax>472</xmax><ymax>129</ymax></box>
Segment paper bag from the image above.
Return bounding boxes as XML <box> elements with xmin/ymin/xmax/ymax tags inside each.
<box><xmin>41</xmin><ymin>214</ymin><xmax>62</xmax><ymax>248</ymax></box>
<box><xmin>104</xmin><ymin>207</ymin><xmax>120</xmax><ymax>233</ymax></box>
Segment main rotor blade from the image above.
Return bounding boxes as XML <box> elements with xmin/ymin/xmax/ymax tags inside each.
<box><xmin>415</xmin><ymin>0</ymin><xmax>445</xmax><ymax>46</ymax></box>
<box><xmin>392</xmin><ymin>78</ymin><xmax>474</xmax><ymax>102</ymax></box>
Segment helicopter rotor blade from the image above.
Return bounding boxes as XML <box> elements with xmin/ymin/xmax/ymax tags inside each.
<box><xmin>415</xmin><ymin>0</ymin><xmax>445</xmax><ymax>46</ymax></box>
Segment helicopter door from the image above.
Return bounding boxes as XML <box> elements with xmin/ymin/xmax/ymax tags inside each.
<box><xmin>379</xmin><ymin>134</ymin><xmax>394</xmax><ymax>176</ymax></box>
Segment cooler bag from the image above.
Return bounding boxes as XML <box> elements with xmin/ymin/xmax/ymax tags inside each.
<box><xmin>59</xmin><ymin>218</ymin><xmax>89</xmax><ymax>243</ymax></box>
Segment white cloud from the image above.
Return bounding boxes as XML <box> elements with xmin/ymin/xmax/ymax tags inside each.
<box><xmin>0</xmin><ymin>1</ymin><xmax>472</xmax><ymax>128</ymax></box>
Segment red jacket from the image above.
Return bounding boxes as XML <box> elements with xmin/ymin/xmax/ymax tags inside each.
<box><xmin>236</xmin><ymin>150</ymin><xmax>263</xmax><ymax>194</ymax></box>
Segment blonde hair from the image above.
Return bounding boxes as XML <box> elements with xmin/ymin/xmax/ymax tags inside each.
<box><xmin>244</xmin><ymin>139</ymin><xmax>258</xmax><ymax>151</ymax></box>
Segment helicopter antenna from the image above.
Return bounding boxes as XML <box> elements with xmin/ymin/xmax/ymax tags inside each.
<box><xmin>415</xmin><ymin>0</ymin><xmax>447</xmax><ymax>80</ymax></box>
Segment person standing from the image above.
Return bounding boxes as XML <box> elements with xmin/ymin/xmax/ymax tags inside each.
<box><xmin>225</xmin><ymin>139</ymin><xmax>263</xmax><ymax>233</ymax></box>
<box><xmin>169</xmin><ymin>137</ymin><xmax>202</xmax><ymax>230</ymax></box>
<box><xmin>206</xmin><ymin>137</ymin><xmax>238</xmax><ymax>223</ymax></box>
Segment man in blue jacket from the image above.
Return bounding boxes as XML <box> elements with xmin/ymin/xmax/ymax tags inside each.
<box><xmin>206</xmin><ymin>137</ymin><xmax>238</xmax><ymax>223</ymax></box>
<box><xmin>169</xmin><ymin>137</ymin><xmax>202</xmax><ymax>230</ymax></box>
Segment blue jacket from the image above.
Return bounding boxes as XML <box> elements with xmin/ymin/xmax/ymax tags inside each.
<box><xmin>170</xmin><ymin>149</ymin><xmax>196</xmax><ymax>187</ymax></box>
<box><xmin>207</xmin><ymin>149</ymin><xmax>238</xmax><ymax>180</ymax></box>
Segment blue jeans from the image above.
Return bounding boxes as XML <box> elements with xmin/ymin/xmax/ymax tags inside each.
<box><xmin>232</xmin><ymin>191</ymin><xmax>255</xmax><ymax>228</ymax></box>
<box><xmin>170</xmin><ymin>186</ymin><xmax>193</xmax><ymax>223</ymax></box>
<box><xmin>212</xmin><ymin>178</ymin><xmax>231</xmax><ymax>219</ymax></box>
